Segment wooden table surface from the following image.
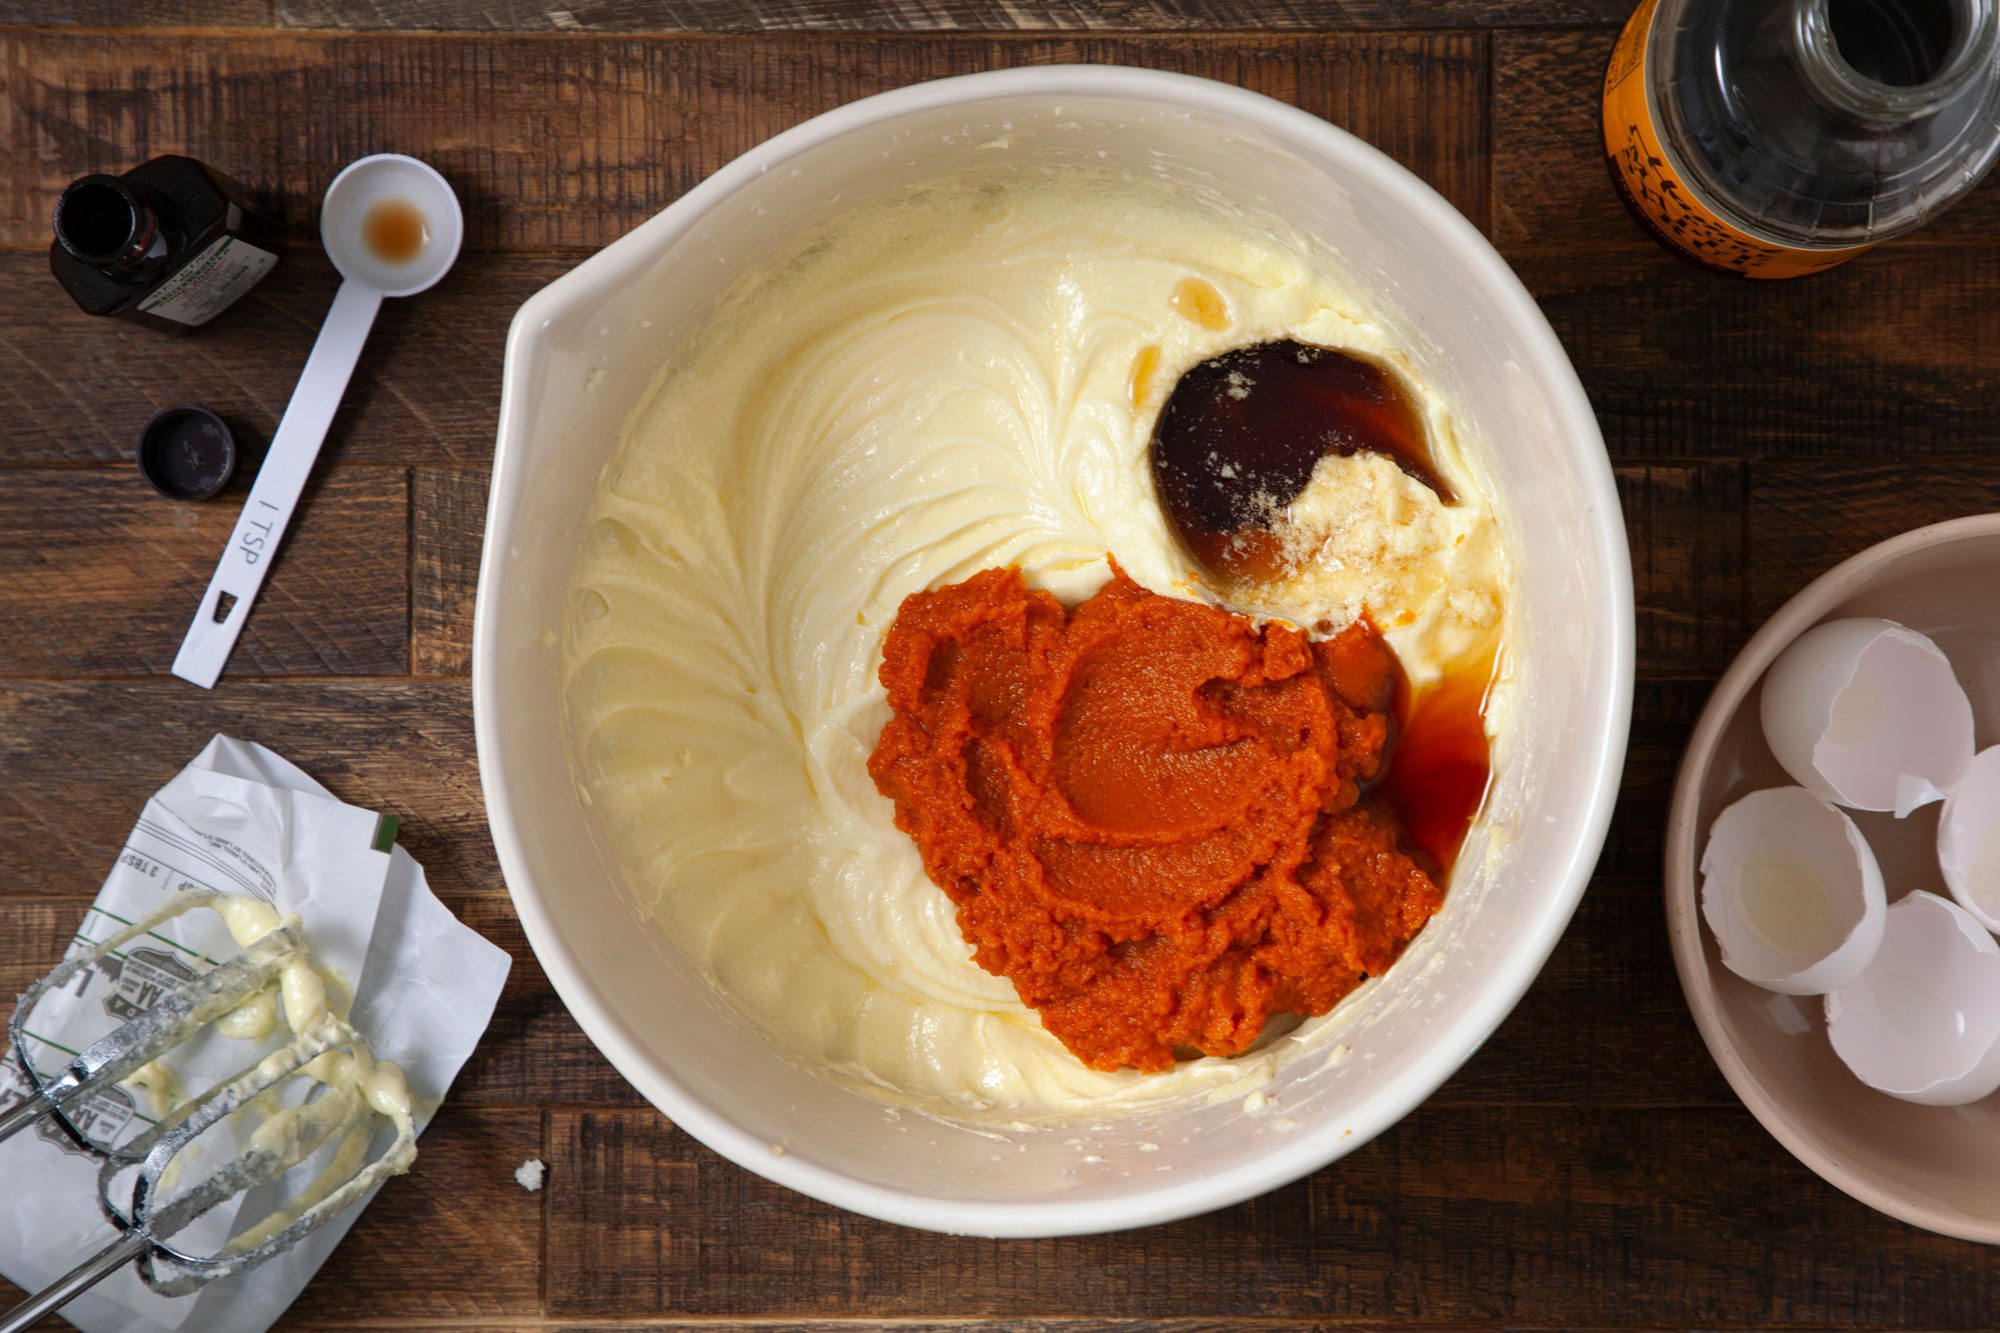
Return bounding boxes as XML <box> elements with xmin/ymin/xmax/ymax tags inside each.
<box><xmin>6</xmin><ymin>2</ymin><xmax>2000</xmax><ymax>1328</ymax></box>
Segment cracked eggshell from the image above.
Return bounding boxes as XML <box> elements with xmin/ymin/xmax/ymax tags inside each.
<box><xmin>1938</xmin><ymin>745</ymin><xmax>2000</xmax><ymax>933</ymax></box>
<box><xmin>1699</xmin><ymin>786</ymin><xmax>1886</xmax><ymax>995</ymax></box>
<box><xmin>1758</xmin><ymin>617</ymin><xmax>1974</xmax><ymax>815</ymax></box>
<box><xmin>1826</xmin><ymin>891</ymin><xmax>2000</xmax><ymax>1107</ymax></box>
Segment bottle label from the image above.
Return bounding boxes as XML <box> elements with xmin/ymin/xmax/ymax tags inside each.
<box><xmin>1603</xmin><ymin>0</ymin><xmax>1872</xmax><ymax>278</ymax></box>
<box><xmin>136</xmin><ymin>234</ymin><xmax>279</xmax><ymax>326</ymax></box>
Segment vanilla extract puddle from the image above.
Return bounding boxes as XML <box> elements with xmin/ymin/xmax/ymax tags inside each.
<box><xmin>1151</xmin><ymin>339</ymin><xmax>1451</xmax><ymax>583</ymax></box>
<box><xmin>1150</xmin><ymin>338</ymin><xmax>1492</xmax><ymax>869</ymax></box>
<box><xmin>362</xmin><ymin>198</ymin><xmax>429</xmax><ymax>265</ymax></box>
<box><xmin>1384</xmin><ymin>643</ymin><xmax>1496</xmax><ymax>872</ymax></box>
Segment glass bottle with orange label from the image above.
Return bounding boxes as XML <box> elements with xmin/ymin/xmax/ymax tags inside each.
<box><xmin>1604</xmin><ymin>0</ymin><xmax>2000</xmax><ymax>278</ymax></box>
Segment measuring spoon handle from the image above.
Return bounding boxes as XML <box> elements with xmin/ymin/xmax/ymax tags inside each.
<box><xmin>172</xmin><ymin>278</ymin><xmax>384</xmax><ymax>689</ymax></box>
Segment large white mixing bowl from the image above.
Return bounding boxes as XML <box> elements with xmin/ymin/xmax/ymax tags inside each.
<box><xmin>477</xmin><ymin>65</ymin><xmax>1632</xmax><ymax>1237</ymax></box>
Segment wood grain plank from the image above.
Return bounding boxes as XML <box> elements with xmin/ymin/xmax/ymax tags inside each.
<box><xmin>0</xmin><ymin>898</ymin><xmax>78</xmax><ymax>1055</ymax></box>
<box><xmin>282</xmin><ymin>1312</ymin><xmax>1712</xmax><ymax>1320</ymax></box>
<box><xmin>1748</xmin><ymin>459</ymin><xmax>2000</xmax><ymax>624</ymax></box>
<box><xmin>413</xmin><ymin>467</ymin><xmax>488</xmax><ymax>676</ymax></box>
<box><xmin>0</xmin><ymin>466</ymin><xmax>408</xmax><ymax>677</ymax></box>
<box><xmin>1514</xmin><ymin>245</ymin><xmax>2000</xmax><ymax>460</ymax></box>
<box><xmin>1589</xmin><ymin>677</ymin><xmax>1706</xmax><ymax>898</ymax></box>
<box><xmin>273</xmin><ymin>0</ymin><xmax>1629</xmax><ymax>32</ymax></box>
<box><xmin>438</xmin><ymin>893</ymin><xmax>647</xmax><ymax>1108</ymax></box>
<box><xmin>1492</xmin><ymin>30</ymin><xmax>2000</xmax><ymax>253</ymax></box>
<box><xmin>545</xmin><ymin>1101</ymin><xmax>1998</xmax><ymax>1324</ymax></box>
<box><xmin>1491</xmin><ymin>28</ymin><xmax>1645</xmax><ymax>254</ymax></box>
<box><xmin>274</xmin><ymin>1312</ymin><xmax>1792</xmax><ymax>1320</ymax></box>
<box><xmin>1445</xmin><ymin>879</ymin><xmax>1731</xmax><ymax>1109</ymax></box>
<box><xmin>1618</xmin><ymin>463</ymin><xmax>1744</xmax><ymax>679</ymax></box>
<box><xmin>1</xmin><ymin>31</ymin><xmax>1487</xmax><ymax>252</ymax></box>
<box><xmin>0</xmin><ymin>249</ymin><xmax>532</xmax><ymax>468</ymax></box>
<box><xmin>0</xmin><ymin>681</ymin><xmax>497</xmax><ymax>900</ymax></box>
<box><xmin>287</xmin><ymin>1106</ymin><xmax>544</xmax><ymax>1322</ymax></box>
<box><xmin>0</xmin><ymin>0</ymin><xmax>271</xmax><ymax>25</ymax></box>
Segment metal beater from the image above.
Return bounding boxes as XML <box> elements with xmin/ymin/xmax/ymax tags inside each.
<box><xmin>0</xmin><ymin>891</ymin><xmax>416</xmax><ymax>1332</ymax></box>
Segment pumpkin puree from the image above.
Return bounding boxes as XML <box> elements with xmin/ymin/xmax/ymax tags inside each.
<box><xmin>867</xmin><ymin>565</ymin><xmax>1444</xmax><ymax>1072</ymax></box>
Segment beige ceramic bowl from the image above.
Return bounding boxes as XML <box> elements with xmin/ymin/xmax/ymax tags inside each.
<box><xmin>1667</xmin><ymin>513</ymin><xmax>2000</xmax><ymax>1243</ymax></box>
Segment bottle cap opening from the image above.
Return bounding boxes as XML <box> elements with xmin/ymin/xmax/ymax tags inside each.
<box><xmin>135</xmin><ymin>405</ymin><xmax>239</xmax><ymax>502</ymax></box>
<box><xmin>54</xmin><ymin>177</ymin><xmax>145</xmax><ymax>264</ymax></box>
<box><xmin>1806</xmin><ymin>0</ymin><xmax>1997</xmax><ymax>117</ymax></box>
<box><xmin>1829</xmin><ymin>0</ymin><xmax>1963</xmax><ymax>87</ymax></box>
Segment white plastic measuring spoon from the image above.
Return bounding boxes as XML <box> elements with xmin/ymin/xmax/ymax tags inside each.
<box><xmin>172</xmin><ymin>154</ymin><xmax>463</xmax><ymax>689</ymax></box>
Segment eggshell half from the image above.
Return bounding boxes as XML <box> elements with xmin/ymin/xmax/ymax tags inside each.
<box><xmin>1758</xmin><ymin>617</ymin><xmax>1973</xmax><ymax>815</ymax></box>
<box><xmin>1699</xmin><ymin>786</ymin><xmax>1887</xmax><ymax>995</ymax></box>
<box><xmin>1938</xmin><ymin>745</ymin><xmax>2000</xmax><ymax>933</ymax></box>
<box><xmin>1826</xmin><ymin>891</ymin><xmax>2000</xmax><ymax>1107</ymax></box>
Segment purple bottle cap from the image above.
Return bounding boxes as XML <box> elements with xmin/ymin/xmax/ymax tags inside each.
<box><xmin>135</xmin><ymin>404</ymin><xmax>237</xmax><ymax>501</ymax></box>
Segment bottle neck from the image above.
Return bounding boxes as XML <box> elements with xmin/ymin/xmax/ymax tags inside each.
<box><xmin>1794</xmin><ymin>0</ymin><xmax>1998</xmax><ymax>123</ymax></box>
<box><xmin>53</xmin><ymin>176</ymin><xmax>173</xmax><ymax>272</ymax></box>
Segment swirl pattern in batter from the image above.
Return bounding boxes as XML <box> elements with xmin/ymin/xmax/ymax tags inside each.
<box><xmin>561</xmin><ymin>168</ymin><xmax>1510</xmax><ymax>1116</ymax></box>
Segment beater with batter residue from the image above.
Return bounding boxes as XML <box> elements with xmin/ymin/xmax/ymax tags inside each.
<box><xmin>0</xmin><ymin>890</ymin><xmax>416</xmax><ymax>1332</ymax></box>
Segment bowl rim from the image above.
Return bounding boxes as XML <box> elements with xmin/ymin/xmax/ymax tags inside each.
<box><xmin>477</xmin><ymin>62</ymin><xmax>1635</xmax><ymax>1237</ymax></box>
<box><xmin>1665</xmin><ymin>511</ymin><xmax>2000</xmax><ymax>1245</ymax></box>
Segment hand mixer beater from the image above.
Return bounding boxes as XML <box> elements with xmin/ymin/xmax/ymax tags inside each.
<box><xmin>0</xmin><ymin>890</ymin><xmax>416</xmax><ymax>1331</ymax></box>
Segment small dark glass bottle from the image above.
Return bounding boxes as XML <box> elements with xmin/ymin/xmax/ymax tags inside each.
<box><xmin>50</xmin><ymin>155</ymin><xmax>285</xmax><ymax>330</ymax></box>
